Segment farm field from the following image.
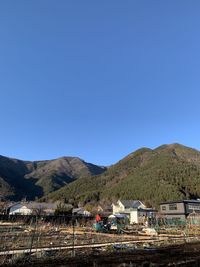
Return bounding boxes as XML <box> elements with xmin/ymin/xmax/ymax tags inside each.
<box><xmin>1</xmin><ymin>218</ymin><xmax>200</xmax><ymax>266</ymax></box>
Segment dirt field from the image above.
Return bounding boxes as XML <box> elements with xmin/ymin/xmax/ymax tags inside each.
<box><xmin>1</xmin><ymin>221</ymin><xmax>200</xmax><ymax>266</ymax></box>
<box><xmin>4</xmin><ymin>242</ymin><xmax>200</xmax><ymax>267</ymax></box>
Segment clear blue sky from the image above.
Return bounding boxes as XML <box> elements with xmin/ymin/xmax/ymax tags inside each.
<box><xmin>0</xmin><ymin>1</ymin><xmax>200</xmax><ymax>166</ymax></box>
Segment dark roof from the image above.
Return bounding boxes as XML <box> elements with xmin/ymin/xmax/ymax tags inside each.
<box><xmin>120</xmin><ymin>200</ymin><xmax>144</xmax><ymax>209</ymax></box>
<box><xmin>160</xmin><ymin>200</ymin><xmax>200</xmax><ymax>205</ymax></box>
<box><xmin>139</xmin><ymin>208</ymin><xmax>157</xmax><ymax>212</ymax></box>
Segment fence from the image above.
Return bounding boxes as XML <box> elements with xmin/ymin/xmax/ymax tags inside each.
<box><xmin>0</xmin><ymin>214</ymin><xmax>95</xmax><ymax>226</ymax></box>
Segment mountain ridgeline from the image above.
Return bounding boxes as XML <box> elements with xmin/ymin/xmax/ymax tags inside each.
<box><xmin>1</xmin><ymin>144</ymin><xmax>200</xmax><ymax>206</ymax></box>
<box><xmin>45</xmin><ymin>144</ymin><xmax>200</xmax><ymax>206</ymax></box>
<box><xmin>0</xmin><ymin>156</ymin><xmax>106</xmax><ymax>200</ymax></box>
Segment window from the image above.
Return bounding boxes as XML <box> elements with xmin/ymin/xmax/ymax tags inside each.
<box><xmin>161</xmin><ymin>206</ymin><xmax>166</xmax><ymax>211</ymax></box>
<box><xmin>169</xmin><ymin>204</ymin><xmax>177</xmax><ymax>210</ymax></box>
<box><xmin>188</xmin><ymin>204</ymin><xmax>200</xmax><ymax>211</ymax></box>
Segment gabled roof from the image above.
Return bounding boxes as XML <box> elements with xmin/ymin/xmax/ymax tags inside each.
<box><xmin>119</xmin><ymin>200</ymin><xmax>145</xmax><ymax>209</ymax></box>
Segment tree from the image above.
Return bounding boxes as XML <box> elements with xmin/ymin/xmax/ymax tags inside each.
<box><xmin>54</xmin><ymin>203</ymin><xmax>72</xmax><ymax>216</ymax></box>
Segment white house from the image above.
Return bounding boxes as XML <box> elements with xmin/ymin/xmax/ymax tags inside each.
<box><xmin>8</xmin><ymin>202</ymin><xmax>58</xmax><ymax>215</ymax></box>
<box><xmin>9</xmin><ymin>203</ymin><xmax>32</xmax><ymax>215</ymax></box>
<box><xmin>112</xmin><ymin>200</ymin><xmax>154</xmax><ymax>224</ymax></box>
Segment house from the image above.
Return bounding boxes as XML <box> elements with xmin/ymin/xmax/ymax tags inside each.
<box><xmin>8</xmin><ymin>202</ymin><xmax>58</xmax><ymax>215</ymax></box>
<box><xmin>160</xmin><ymin>199</ymin><xmax>200</xmax><ymax>221</ymax></box>
<box><xmin>112</xmin><ymin>200</ymin><xmax>146</xmax><ymax>214</ymax></box>
<box><xmin>72</xmin><ymin>207</ymin><xmax>91</xmax><ymax>217</ymax></box>
<box><xmin>9</xmin><ymin>203</ymin><xmax>32</xmax><ymax>215</ymax></box>
<box><xmin>112</xmin><ymin>200</ymin><xmax>155</xmax><ymax>224</ymax></box>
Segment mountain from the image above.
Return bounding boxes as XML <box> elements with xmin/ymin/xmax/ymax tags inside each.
<box><xmin>0</xmin><ymin>155</ymin><xmax>106</xmax><ymax>200</ymax></box>
<box><xmin>46</xmin><ymin>144</ymin><xmax>200</xmax><ymax>206</ymax></box>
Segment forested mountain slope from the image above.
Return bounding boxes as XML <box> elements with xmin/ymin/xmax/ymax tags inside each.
<box><xmin>0</xmin><ymin>155</ymin><xmax>106</xmax><ymax>200</ymax></box>
<box><xmin>46</xmin><ymin>144</ymin><xmax>200</xmax><ymax>206</ymax></box>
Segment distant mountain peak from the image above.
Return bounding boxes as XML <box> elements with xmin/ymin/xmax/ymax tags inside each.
<box><xmin>0</xmin><ymin>155</ymin><xmax>106</xmax><ymax>201</ymax></box>
<box><xmin>155</xmin><ymin>143</ymin><xmax>197</xmax><ymax>151</ymax></box>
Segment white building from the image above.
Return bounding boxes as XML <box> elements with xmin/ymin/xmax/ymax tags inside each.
<box><xmin>8</xmin><ymin>202</ymin><xmax>58</xmax><ymax>215</ymax></box>
<box><xmin>9</xmin><ymin>203</ymin><xmax>32</xmax><ymax>215</ymax></box>
<box><xmin>112</xmin><ymin>200</ymin><xmax>154</xmax><ymax>224</ymax></box>
<box><xmin>72</xmin><ymin>207</ymin><xmax>91</xmax><ymax>216</ymax></box>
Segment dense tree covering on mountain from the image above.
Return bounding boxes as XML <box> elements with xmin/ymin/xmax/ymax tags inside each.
<box><xmin>45</xmin><ymin>144</ymin><xmax>200</xmax><ymax>206</ymax></box>
<box><xmin>1</xmin><ymin>143</ymin><xmax>200</xmax><ymax>206</ymax></box>
<box><xmin>0</xmin><ymin>156</ymin><xmax>106</xmax><ymax>200</ymax></box>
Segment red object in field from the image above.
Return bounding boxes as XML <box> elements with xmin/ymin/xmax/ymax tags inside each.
<box><xmin>95</xmin><ymin>214</ymin><xmax>101</xmax><ymax>222</ymax></box>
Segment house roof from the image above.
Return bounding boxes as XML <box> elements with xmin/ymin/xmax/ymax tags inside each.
<box><xmin>72</xmin><ymin>207</ymin><xmax>91</xmax><ymax>214</ymax></box>
<box><xmin>119</xmin><ymin>200</ymin><xmax>144</xmax><ymax>209</ymax></box>
<box><xmin>73</xmin><ymin>208</ymin><xmax>84</xmax><ymax>213</ymax></box>
<box><xmin>9</xmin><ymin>202</ymin><xmax>72</xmax><ymax>210</ymax></box>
